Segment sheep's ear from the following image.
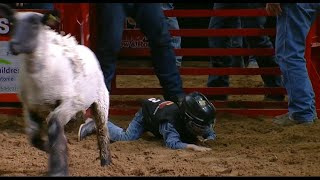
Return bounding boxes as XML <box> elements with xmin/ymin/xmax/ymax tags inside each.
<box><xmin>0</xmin><ymin>3</ymin><xmax>16</xmax><ymax>22</ymax></box>
<box><xmin>41</xmin><ymin>10</ymin><xmax>60</xmax><ymax>27</ymax></box>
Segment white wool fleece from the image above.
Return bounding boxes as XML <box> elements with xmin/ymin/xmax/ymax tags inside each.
<box><xmin>18</xmin><ymin>25</ymin><xmax>110</xmax><ymax>125</ymax></box>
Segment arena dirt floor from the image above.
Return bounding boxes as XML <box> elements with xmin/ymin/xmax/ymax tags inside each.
<box><xmin>0</xmin><ymin>61</ymin><xmax>320</xmax><ymax>176</ymax></box>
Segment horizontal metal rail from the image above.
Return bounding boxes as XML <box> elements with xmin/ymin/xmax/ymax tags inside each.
<box><xmin>163</xmin><ymin>9</ymin><xmax>271</xmax><ymax>17</ymax></box>
<box><xmin>115</xmin><ymin>67</ymin><xmax>281</xmax><ymax>75</ymax></box>
<box><xmin>0</xmin><ymin>107</ymin><xmax>291</xmax><ymax>117</ymax></box>
<box><xmin>119</xmin><ymin>48</ymin><xmax>274</xmax><ymax>57</ymax></box>
<box><xmin>110</xmin><ymin>87</ymin><xmax>286</xmax><ymax>95</ymax></box>
<box><xmin>123</xmin><ymin>28</ymin><xmax>276</xmax><ymax>37</ymax></box>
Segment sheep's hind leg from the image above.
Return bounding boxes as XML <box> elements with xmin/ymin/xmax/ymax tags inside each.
<box><xmin>24</xmin><ymin>109</ymin><xmax>49</xmax><ymax>152</ymax></box>
<box><xmin>90</xmin><ymin>101</ymin><xmax>112</xmax><ymax>166</ymax></box>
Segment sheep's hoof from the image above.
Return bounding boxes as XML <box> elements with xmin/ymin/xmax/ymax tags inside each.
<box><xmin>48</xmin><ymin>170</ymin><xmax>68</xmax><ymax>177</ymax></box>
<box><xmin>32</xmin><ymin>138</ymin><xmax>49</xmax><ymax>153</ymax></box>
<box><xmin>100</xmin><ymin>157</ymin><xmax>112</xmax><ymax>166</ymax></box>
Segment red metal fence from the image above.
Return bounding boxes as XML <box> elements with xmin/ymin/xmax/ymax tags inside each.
<box><xmin>0</xmin><ymin>3</ymin><xmax>320</xmax><ymax>118</ymax></box>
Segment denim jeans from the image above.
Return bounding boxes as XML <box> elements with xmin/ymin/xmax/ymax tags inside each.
<box><xmin>207</xmin><ymin>3</ymin><xmax>282</xmax><ymax>89</ymax></box>
<box><xmin>96</xmin><ymin>3</ymin><xmax>185</xmax><ymax>102</ymax></box>
<box><xmin>24</xmin><ymin>3</ymin><xmax>54</xmax><ymax>10</ymax></box>
<box><xmin>161</xmin><ymin>3</ymin><xmax>182</xmax><ymax>67</ymax></box>
<box><xmin>275</xmin><ymin>3</ymin><xmax>320</xmax><ymax>122</ymax></box>
<box><xmin>107</xmin><ymin>109</ymin><xmax>144</xmax><ymax>141</ymax></box>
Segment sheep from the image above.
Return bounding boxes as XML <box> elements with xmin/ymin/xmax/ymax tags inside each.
<box><xmin>0</xmin><ymin>4</ymin><xmax>112</xmax><ymax>176</ymax></box>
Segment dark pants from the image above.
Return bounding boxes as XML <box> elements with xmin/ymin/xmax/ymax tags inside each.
<box><xmin>18</xmin><ymin>3</ymin><xmax>54</xmax><ymax>10</ymax></box>
<box><xmin>96</xmin><ymin>3</ymin><xmax>185</xmax><ymax>102</ymax></box>
<box><xmin>207</xmin><ymin>3</ymin><xmax>282</xmax><ymax>90</ymax></box>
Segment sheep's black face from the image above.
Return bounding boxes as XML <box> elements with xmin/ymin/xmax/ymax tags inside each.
<box><xmin>9</xmin><ymin>13</ymin><xmax>43</xmax><ymax>55</ymax></box>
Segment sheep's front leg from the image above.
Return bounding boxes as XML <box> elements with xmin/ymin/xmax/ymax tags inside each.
<box><xmin>46</xmin><ymin>101</ymin><xmax>84</xmax><ymax>176</ymax></box>
<box><xmin>91</xmin><ymin>101</ymin><xmax>112</xmax><ymax>166</ymax></box>
<box><xmin>48</xmin><ymin>100</ymin><xmax>83</xmax><ymax>176</ymax></box>
<box><xmin>47</xmin><ymin>112</ymin><xmax>69</xmax><ymax>176</ymax></box>
<box><xmin>24</xmin><ymin>108</ymin><xmax>49</xmax><ymax>152</ymax></box>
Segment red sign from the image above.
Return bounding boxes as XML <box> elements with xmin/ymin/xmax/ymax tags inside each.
<box><xmin>121</xmin><ymin>17</ymin><xmax>149</xmax><ymax>49</ymax></box>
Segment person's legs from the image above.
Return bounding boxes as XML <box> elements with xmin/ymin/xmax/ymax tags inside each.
<box><xmin>161</xmin><ymin>3</ymin><xmax>182</xmax><ymax>67</ymax></box>
<box><xmin>108</xmin><ymin>109</ymin><xmax>145</xmax><ymax>141</ymax></box>
<box><xmin>95</xmin><ymin>3</ymin><xmax>126</xmax><ymax>91</ymax></box>
<box><xmin>207</xmin><ymin>3</ymin><xmax>243</xmax><ymax>100</ymax></box>
<box><xmin>78</xmin><ymin>118</ymin><xmax>96</xmax><ymax>141</ymax></box>
<box><xmin>241</xmin><ymin>3</ymin><xmax>284</xmax><ymax>101</ymax></box>
<box><xmin>247</xmin><ymin>56</ymin><xmax>259</xmax><ymax>68</ymax></box>
<box><xmin>78</xmin><ymin>109</ymin><xmax>145</xmax><ymax>141</ymax></box>
<box><xmin>25</xmin><ymin>3</ymin><xmax>54</xmax><ymax>10</ymax></box>
<box><xmin>132</xmin><ymin>3</ymin><xmax>185</xmax><ymax>103</ymax></box>
<box><xmin>275</xmin><ymin>3</ymin><xmax>320</xmax><ymax>123</ymax></box>
<box><xmin>243</xmin><ymin>37</ymin><xmax>258</xmax><ymax>68</ymax></box>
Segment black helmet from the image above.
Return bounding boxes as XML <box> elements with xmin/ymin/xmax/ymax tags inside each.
<box><xmin>180</xmin><ymin>92</ymin><xmax>216</xmax><ymax>127</ymax></box>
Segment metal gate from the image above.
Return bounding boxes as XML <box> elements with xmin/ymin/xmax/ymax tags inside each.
<box><xmin>0</xmin><ymin>3</ymin><xmax>320</xmax><ymax>117</ymax></box>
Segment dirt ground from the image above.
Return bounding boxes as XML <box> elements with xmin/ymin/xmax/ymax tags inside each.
<box><xmin>1</xmin><ymin>65</ymin><xmax>320</xmax><ymax>176</ymax></box>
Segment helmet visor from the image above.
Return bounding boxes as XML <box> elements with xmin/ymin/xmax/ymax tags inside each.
<box><xmin>185</xmin><ymin>120</ymin><xmax>211</xmax><ymax>136</ymax></box>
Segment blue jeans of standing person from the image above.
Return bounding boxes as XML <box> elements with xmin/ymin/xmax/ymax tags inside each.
<box><xmin>96</xmin><ymin>3</ymin><xmax>185</xmax><ymax>103</ymax></box>
<box><xmin>24</xmin><ymin>3</ymin><xmax>54</xmax><ymax>10</ymax></box>
<box><xmin>161</xmin><ymin>3</ymin><xmax>182</xmax><ymax>67</ymax></box>
<box><xmin>207</xmin><ymin>3</ymin><xmax>283</xmax><ymax>100</ymax></box>
<box><xmin>107</xmin><ymin>109</ymin><xmax>144</xmax><ymax>141</ymax></box>
<box><xmin>275</xmin><ymin>3</ymin><xmax>320</xmax><ymax>122</ymax></box>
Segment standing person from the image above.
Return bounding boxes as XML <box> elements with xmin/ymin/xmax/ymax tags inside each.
<box><xmin>78</xmin><ymin>92</ymin><xmax>216</xmax><ymax>151</ymax></box>
<box><xmin>95</xmin><ymin>3</ymin><xmax>185</xmax><ymax>104</ymax></box>
<box><xmin>207</xmin><ymin>3</ymin><xmax>284</xmax><ymax>101</ymax></box>
<box><xmin>243</xmin><ymin>37</ymin><xmax>259</xmax><ymax>68</ymax></box>
<box><xmin>266</xmin><ymin>3</ymin><xmax>319</xmax><ymax>126</ymax></box>
<box><xmin>161</xmin><ymin>3</ymin><xmax>183</xmax><ymax>67</ymax></box>
<box><xmin>246</xmin><ymin>56</ymin><xmax>259</xmax><ymax>68</ymax></box>
<box><xmin>15</xmin><ymin>3</ymin><xmax>54</xmax><ymax>10</ymax></box>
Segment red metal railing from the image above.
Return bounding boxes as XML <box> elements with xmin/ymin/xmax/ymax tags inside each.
<box><xmin>1</xmin><ymin>4</ymin><xmax>320</xmax><ymax>118</ymax></box>
<box><xmin>108</xmin><ymin>8</ymin><xmax>284</xmax><ymax>116</ymax></box>
<box><xmin>108</xmin><ymin>8</ymin><xmax>320</xmax><ymax>116</ymax></box>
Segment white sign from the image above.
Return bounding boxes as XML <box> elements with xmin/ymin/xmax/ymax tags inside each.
<box><xmin>0</xmin><ymin>18</ymin><xmax>10</xmax><ymax>34</ymax></box>
<box><xmin>0</xmin><ymin>41</ymin><xmax>20</xmax><ymax>93</ymax></box>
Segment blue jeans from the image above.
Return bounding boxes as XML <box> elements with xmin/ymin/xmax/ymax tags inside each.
<box><xmin>107</xmin><ymin>109</ymin><xmax>144</xmax><ymax>141</ymax></box>
<box><xmin>23</xmin><ymin>3</ymin><xmax>54</xmax><ymax>10</ymax></box>
<box><xmin>96</xmin><ymin>3</ymin><xmax>185</xmax><ymax>102</ymax></box>
<box><xmin>207</xmin><ymin>3</ymin><xmax>282</xmax><ymax>90</ymax></box>
<box><xmin>161</xmin><ymin>3</ymin><xmax>182</xmax><ymax>67</ymax></box>
<box><xmin>275</xmin><ymin>3</ymin><xmax>320</xmax><ymax>122</ymax></box>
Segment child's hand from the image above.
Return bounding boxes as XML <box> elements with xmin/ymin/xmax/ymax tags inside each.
<box><xmin>201</xmin><ymin>138</ymin><xmax>216</xmax><ymax>147</ymax></box>
<box><xmin>186</xmin><ymin>144</ymin><xmax>211</xmax><ymax>152</ymax></box>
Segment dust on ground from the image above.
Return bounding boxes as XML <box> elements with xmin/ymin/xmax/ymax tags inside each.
<box><xmin>1</xmin><ymin>62</ymin><xmax>319</xmax><ymax>176</ymax></box>
<box><xmin>1</xmin><ymin>112</ymin><xmax>319</xmax><ymax>176</ymax></box>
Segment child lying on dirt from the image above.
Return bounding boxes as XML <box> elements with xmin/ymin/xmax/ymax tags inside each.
<box><xmin>78</xmin><ymin>92</ymin><xmax>216</xmax><ymax>152</ymax></box>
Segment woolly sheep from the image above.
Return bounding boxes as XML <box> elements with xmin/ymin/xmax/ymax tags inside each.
<box><xmin>0</xmin><ymin>4</ymin><xmax>112</xmax><ymax>176</ymax></box>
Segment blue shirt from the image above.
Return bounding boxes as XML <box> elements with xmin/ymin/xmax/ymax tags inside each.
<box><xmin>159</xmin><ymin>121</ymin><xmax>216</xmax><ymax>149</ymax></box>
